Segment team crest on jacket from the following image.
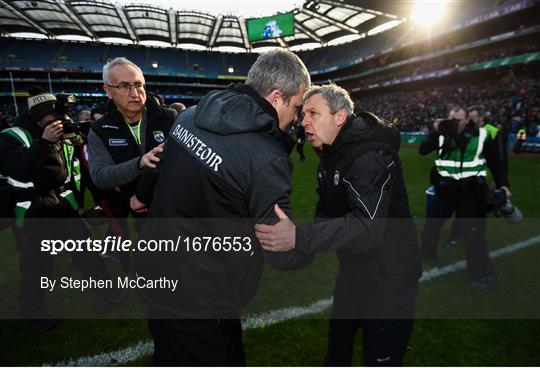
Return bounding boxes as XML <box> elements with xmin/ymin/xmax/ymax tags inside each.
<box><xmin>333</xmin><ymin>170</ymin><xmax>340</xmax><ymax>186</ymax></box>
<box><xmin>153</xmin><ymin>130</ymin><xmax>165</xmax><ymax>143</ymax></box>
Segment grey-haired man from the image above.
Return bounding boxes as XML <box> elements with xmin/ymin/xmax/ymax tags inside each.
<box><xmin>256</xmin><ymin>84</ymin><xmax>422</xmax><ymax>366</ymax></box>
<box><xmin>88</xmin><ymin>57</ymin><xmax>176</xmax><ymax>236</ymax></box>
<box><xmin>131</xmin><ymin>48</ymin><xmax>314</xmax><ymax>366</ymax></box>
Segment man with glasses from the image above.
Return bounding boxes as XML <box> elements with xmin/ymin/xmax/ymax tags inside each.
<box><xmin>88</xmin><ymin>57</ymin><xmax>177</xmax><ymax>236</ymax></box>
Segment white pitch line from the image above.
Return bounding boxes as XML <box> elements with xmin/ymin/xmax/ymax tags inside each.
<box><xmin>419</xmin><ymin>234</ymin><xmax>540</xmax><ymax>282</ymax></box>
<box><xmin>241</xmin><ymin>297</ymin><xmax>333</xmax><ymax>330</ymax></box>
<box><xmin>50</xmin><ymin>340</ymin><xmax>154</xmax><ymax>367</ymax></box>
<box><xmin>46</xmin><ymin>235</ymin><xmax>540</xmax><ymax>367</ymax></box>
<box><xmin>49</xmin><ymin>299</ymin><xmax>336</xmax><ymax>367</ymax></box>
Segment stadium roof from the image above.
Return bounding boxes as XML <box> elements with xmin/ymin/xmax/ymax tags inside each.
<box><xmin>0</xmin><ymin>0</ymin><xmax>406</xmax><ymax>52</ymax></box>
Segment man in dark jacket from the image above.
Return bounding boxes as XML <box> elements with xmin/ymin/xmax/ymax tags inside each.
<box><xmin>255</xmin><ymin>84</ymin><xmax>422</xmax><ymax>366</ymax></box>
<box><xmin>130</xmin><ymin>48</ymin><xmax>313</xmax><ymax>366</ymax></box>
<box><xmin>0</xmin><ymin>87</ymin><xmax>113</xmax><ymax>331</ymax></box>
<box><xmin>88</xmin><ymin>57</ymin><xmax>177</xmax><ymax>236</ymax></box>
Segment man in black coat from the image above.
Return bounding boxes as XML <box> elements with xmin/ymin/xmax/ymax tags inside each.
<box><xmin>256</xmin><ymin>84</ymin><xmax>422</xmax><ymax>366</ymax></box>
<box><xmin>130</xmin><ymin>48</ymin><xmax>313</xmax><ymax>366</ymax></box>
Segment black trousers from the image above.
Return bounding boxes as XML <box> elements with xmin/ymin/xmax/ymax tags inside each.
<box><xmin>448</xmin><ymin>215</ymin><xmax>461</xmax><ymax>241</ymax></box>
<box><xmin>325</xmin><ymin>274</ymin><xmax>417</xmax><ymax>366</ymax></box>
<box><xmin>325</xmin><ymin>319</ymin><xmax>414</xmax><ymax>366</ymax></box>
<box><xmin>148</xmin><ymin>317</ymin><xmax>246</xmax><ymax>366</ymax></box>
<box><xmin>18</xmin><ymin>201</ymin><xmax>109</xmax><ymax>318</ymax></box>
<box><xmin>421</xmin><ymin>181</ymin><xmax>495</xmax><ymax>280</ymax></box>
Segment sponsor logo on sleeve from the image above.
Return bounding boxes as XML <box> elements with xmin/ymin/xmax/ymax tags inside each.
<box><xmin>109</xmin><ymin>138</ymin><xmax>128</xmax><ymax>146</ymax></box>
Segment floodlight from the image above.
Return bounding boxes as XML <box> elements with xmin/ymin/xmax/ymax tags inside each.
<box><xmin>410</xmin><ymin>0</ymin><xmax>450</xmax><ymax>27</ymax></box>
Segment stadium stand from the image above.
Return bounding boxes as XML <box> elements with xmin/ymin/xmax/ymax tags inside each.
<box><xmin>0</xmin><ymin>0</ymin><xmax>539</xmax><ymax>151</ymax></box>
<box><xmin>0</xmin><ymin>38</ymin><xmax>258</xmax><ymax>76</ymax></box>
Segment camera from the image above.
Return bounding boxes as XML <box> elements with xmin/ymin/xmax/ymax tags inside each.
<box><xmin>436</xmin><ymin>118</ymin><xmax>459</xmax><ymax>137</ymax></box>
<box><xmin>62</xmin><ymin>119</ymin><xmax>91</xmax><ymax>136</ymax></box>
<box><xmin>50</xmin><ymin>94</ymin><xmax>91</xmax><ymax>139</ymax></box>
<box><xmin>498</xmin><ymin>199</ymin><xmax>523</xmax><ymax>224</ymax></box>
<box><xmin>485</xmin><ymin>188</ymin><xmax>523</xmax><ymax>224</ymax></box>
<box><xmin>54</xmin><ymin>93</ymin><xmax>77</xmax><ymax>114</ymax></box>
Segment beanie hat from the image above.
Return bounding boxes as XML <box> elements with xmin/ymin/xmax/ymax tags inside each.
<box><xmin>27</xmin><ymin>87</ymin><xmax>56</xmax><ymax>121</ymax></box>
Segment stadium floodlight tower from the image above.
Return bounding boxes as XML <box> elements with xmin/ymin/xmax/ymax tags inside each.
<box><xmin>409</xmin><ymin>0</ymin><xmax>450</xmax><ymax>27</ymax></box>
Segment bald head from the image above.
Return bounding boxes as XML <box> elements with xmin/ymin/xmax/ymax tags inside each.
<box><xmin>449</xmin><ymin>107</ymin><xmax>468</xmax><ymax>133</ymax></box>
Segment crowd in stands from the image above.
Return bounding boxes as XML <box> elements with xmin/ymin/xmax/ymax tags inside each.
<box><xmin>356</xmin><ymin>73</ymin><xmax>540</xmax><ymax>136</ymax></box>
<box><xmin>2</xmin><ymin>39</ymin><xmax>539</xmax><ymax>138</ymax></box>
<box><xmin>342</xmin><ymin>39</ymin><xmax>540</xmax><ymax>90</ymax></box>
<box><xmin>463</xmin><ymin>39</ymin><xmax>540</xmax><ymax>64</ymax></box>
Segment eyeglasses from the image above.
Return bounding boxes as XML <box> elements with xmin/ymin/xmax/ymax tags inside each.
<box><xmin>106</xmin><ymin>82</ymin><xmax>145</xmax><ymax>94</ymax></box>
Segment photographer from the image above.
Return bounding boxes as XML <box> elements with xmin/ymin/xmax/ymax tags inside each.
<box><xmin>419</xmin><ymin>106</ymin><xmax>511</xmax><ymax>288</ymax></box>
<box><xmin>444</xmin><ymin>105</ymin><xmax>510</xmax><ymax>247</ymax></box>
<box><xmin>0</xmin><ymin>87</ymin><xmax>117</xmax><ymax>331</ymax></box>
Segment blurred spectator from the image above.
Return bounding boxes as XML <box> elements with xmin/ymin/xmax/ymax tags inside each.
<box><xmin>169</xmin><ymin>102</ymin><xmax>186</xmax><ymax>114</ymax></box>
<box><xmin>77</xmin><ymin>110</ymin><xmax>91</xmax><ymax>122</ymax></box>
<box><xmin>91</xmin><ymin>105</ymin><xmax>107</xmax><ymax>122</ymax></box>
<box><xmin>355</xmin><ymin>73</ymin><xmax>540</xmax><ymax>133</ymax></box>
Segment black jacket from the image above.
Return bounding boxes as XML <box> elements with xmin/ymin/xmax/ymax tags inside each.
<box><xmin>90</xmin><ymin>95</ymin><xmax>177</xmax><ymax>197</ymax></box>
<box><xmin>133</xmin><ymin>84</ymin><xmax>313</xmax><ymax>317</ymax></box>
<box><xmin>296</xmin><ymin>113</ymin><xmax>422</xmax><ymax>293</ymax></box>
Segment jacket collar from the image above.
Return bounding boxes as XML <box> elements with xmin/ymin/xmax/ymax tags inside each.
<box><xmin>320</xmin><ymin>116</ymin><xmax>354</xmax><ymax>157</ymax></box>
<box><xmin>227</xmin><ymin>83</ymin><xmax>280</xmax><ymax>130</ymax></box>
<box><xmin>106</xmin><ymin>94</ymin><xmax>160</xmax><ymax>127</ymax></box>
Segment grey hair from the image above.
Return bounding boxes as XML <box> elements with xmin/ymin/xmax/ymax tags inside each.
<box><xmin>304</xmin><ymin>83</ymin><xmax>354</xmax><ymax>117</ymax></box>
<box><xmin>245</xmin><ymin>48</ymin><xmax>310</xmax><ymax>103</ymax></box>
<box><xmin>467</xmin><ymin>104</ymin><xmax>484</xmax><ymax>116</ymax></box>
<box><xmin>102</xmin><ymin>57</ymin><xmax>144</xmax><ymax>84</ymax></box>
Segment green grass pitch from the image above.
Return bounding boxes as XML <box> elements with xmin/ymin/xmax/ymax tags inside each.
<box><xmin>0</xmin><ymin>145</ymin><xmax>539</xmax><ymax>366</ymax></box>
